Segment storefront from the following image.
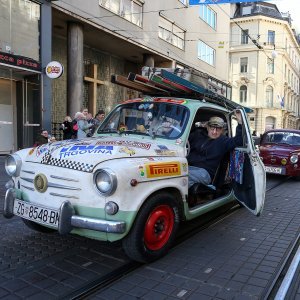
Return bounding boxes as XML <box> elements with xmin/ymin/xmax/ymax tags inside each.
<box><xmin>0</xmin><ymin>0</ymin><xmax>42</xmax><ymax>153</ymax></box>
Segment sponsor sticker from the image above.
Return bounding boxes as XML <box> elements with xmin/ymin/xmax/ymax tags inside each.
<box><xmin>119</xmin><ymin>147</ymin><xmax>136</xmax><ymax>156</ymax></box>
<box><xmin>59</xmin><ymin>145</ymin><xmax>113</xmax><ymax>159</ymax></box>
<box><xmin>146</xmin><ymin>161</ymin><xmax>181</xmax><ymax>178</ymax></box>
<box><xmin>154</xmin><ymin>145</ymin><xmax>177</xmax><ymax>156</ymax></box>
<box><xmin>182</xmin><ymin>163</ymin><xmax>188</xmax><ymax>173</ymax></box>
<box><xmin>96</xmin><ymin>140</ymin><xmax>151</xmax><ymax>150</ymax></box>
<box><xmin>139</xmin><ymin>165</ymin><xmax>145</xmax><ymax>177</ymax></box>
<box><xmin>28</xmin><ymin>148</ymin><xmax>35</xmax><ymax>155</ymax></box>
<box><xmin>36</xmin><ymin>145</ymin><xmax>49</xmax><ymax>157</ymax></box>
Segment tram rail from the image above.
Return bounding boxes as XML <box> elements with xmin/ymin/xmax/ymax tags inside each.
<box><xmin>66</xmin><ymin>203</ymin><xmax>240</xmax><ymax>299</ymax></box>
<box><xmin>63</xmin><ymin>177</ymin><xmax>296</xmax><ymax>300</ymax></box>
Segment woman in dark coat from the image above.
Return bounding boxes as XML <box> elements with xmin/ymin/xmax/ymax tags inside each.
<box><xmin>60</xmin><ymin>116</ymin><xmax>73</xmax><ymax>140</ymax></box>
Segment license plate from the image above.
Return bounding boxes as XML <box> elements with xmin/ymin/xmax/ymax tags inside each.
<box><xmin>13</xmin><ymin>199</ymin><xmax>59</xmax><ymax>228</ymax></box>
<box><xmin>265</xmin><ymin>166</ymin><xmax>282</xmax><ymax>174</ymax></box>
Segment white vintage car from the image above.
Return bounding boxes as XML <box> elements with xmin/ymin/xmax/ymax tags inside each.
<box><xmin>3</xmin><ymin>96</ymin><xmax>266</xmax><ymax>262</ymax></box>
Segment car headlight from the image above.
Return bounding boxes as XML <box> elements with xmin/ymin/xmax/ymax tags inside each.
<box><xmin>94</xmin><ymin>168</ymin><xmax>117</xmax><ymax>196</ymax></box>
<box><xmin>5</xmin><ymin>154</ymin><xmax>22</xmax><ymax>177</ymax></box>
<box><xmin>290</xmin><ymin>154</ymin><xmax>298</xmax><ymax>164</ymax></box>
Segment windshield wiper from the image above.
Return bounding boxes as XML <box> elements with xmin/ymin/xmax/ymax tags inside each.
<box><xmin>119</xmin><ymin>130</ymin><xmax>148</xmax><ymax>136</ymax></box>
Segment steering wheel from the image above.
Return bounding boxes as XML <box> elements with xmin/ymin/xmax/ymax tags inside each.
<box><xmin>154</xmin><ymin>123</ymin><xmax>181</xmax><ymax>136</ymax></box>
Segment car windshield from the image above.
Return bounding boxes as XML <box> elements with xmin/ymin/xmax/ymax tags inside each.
<box><xmin>97</xmin><ymin>101</ymin><xmax>189</xmax><ymax>139</ymax></box>
<box><xmin>262</xmin><ymin>132</ymin><xmax>300</xmax><ymax>146</ymax></box>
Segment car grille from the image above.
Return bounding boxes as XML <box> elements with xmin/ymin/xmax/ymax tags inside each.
<box><xmin>19</xmin><ymin>163</ymin><xmax>84</xmax><ymax>202</ymax></box>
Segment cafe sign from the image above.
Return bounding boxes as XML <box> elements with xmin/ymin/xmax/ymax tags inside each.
<box><xmin>45</xmin><ymin>61</ymin><xmax>64</xmax><ymax>79</ymax></box>
<box><xmin>0</xmin><ymin>51</ymin><xmax>41</xmax><ymax>72</ymax></box>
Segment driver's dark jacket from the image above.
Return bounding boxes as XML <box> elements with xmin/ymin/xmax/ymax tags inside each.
<box><xmin>187</xmin><ymin>125</ymin><xmax>243</xmax><ymax>179</ymax></box>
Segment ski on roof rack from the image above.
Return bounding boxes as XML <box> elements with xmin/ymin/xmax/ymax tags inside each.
<box><xmin>111</xmin><ymin>67</ymin><xmax>253</xmax><ymax>113</ymax></box>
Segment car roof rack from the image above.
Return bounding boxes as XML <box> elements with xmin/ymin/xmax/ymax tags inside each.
<box><xmin>111</xmin><ymin>67</ymin><xmax>253</xmax><ymax>113</ymax></box>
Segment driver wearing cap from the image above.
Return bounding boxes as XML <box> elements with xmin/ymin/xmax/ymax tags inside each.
<box><xmin>187</xmin><ymin>111</ymin><xmax>243</xmax><ymax>188</ymax></box>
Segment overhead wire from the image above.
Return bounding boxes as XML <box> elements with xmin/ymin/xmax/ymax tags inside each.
<box><xmin>213</xmin><ymin>1</ymin><xmax>299</xmax><ymax>86</ymax></box>
<box><xmin>86</xmin><ymin>6</ymin><xmax>188</xmax><ymax>20</ymax></box>
<box><xmin>57</xmin><ymin>0</ymin><xmax>299</xmax><ymax>91</ymax></box>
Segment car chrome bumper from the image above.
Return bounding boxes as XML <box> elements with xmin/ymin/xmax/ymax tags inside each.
<box><xmin>3</xmin><ymin>188</ymin><xmax>126</xmax><ymax>235</ymax></box>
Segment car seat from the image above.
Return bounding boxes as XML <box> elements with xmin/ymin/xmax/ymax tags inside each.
<box><xmin>188</xmin><ymin>152</ymin><xmax>230</xmax><ymax>206</ymax></box>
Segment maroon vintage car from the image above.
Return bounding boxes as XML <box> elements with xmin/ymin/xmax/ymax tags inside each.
<box><xmin>259</xmin><ymin>129</ymin><xmax>300</xmax><ymax>179</ymax></box>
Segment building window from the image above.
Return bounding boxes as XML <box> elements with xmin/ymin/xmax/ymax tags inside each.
<box><xmin>265</xmin><ymin>116</ymin><xmax>275</xmax><ymax>131</ymax></box>
<box><xmin>198</xmin><ymin>41</ymin><xmax>215</xmax><ymax>66</ymax></box>
<box><xmin>241</xmin><ymin>6</ymin><xmax>252</xmax><ymax>15</ymax></box>
<box><xmin>0</xmin><ymin>0</ymin><xmax>40</xmax><ymax>60</ymax></box>
<box><xmin>240</xmin><ymin>57</ymin><xmax>248</xmax><ymax>73</ymax></box>
<box><xmin>267</xmin><ymin>58</ymin><xmax>274</xmax><ymax>74</ymax></box>
<box><xmin>199</xmin><ymin>5</ymin><xmax>216</xmax><ymax>29</ymax></box>
<box><xmin>158</xmin><ymin>16</ymin><xmax>185</xmax><ymax>50</ymax></box>
<box><xmin>99</xmin><ymin>0</ymin><xmax>143</xmax><ymax>27</ymax></box>
<box><xmin>284</xmin><ymin>64</ymin><xmax>287</xmax><ymax>80</ymax></box>
<box><xmin>268</xmin><ymin>30</ymin><xmax>275</xmax><ymax>45</ymax></box>
<box><xmin>241</xmin><ymin>29</ymin><xmax>249</xmax><ymax>44</ymax></box>
<box><xmin>266</xmin><ymin>85</ymin><xmax>273</xmax><ymax>107</ymax></box>
<box><xmin>239</xmin><ymin>85</ymin><xmax>247</xmax><ymax>103</ymax></box>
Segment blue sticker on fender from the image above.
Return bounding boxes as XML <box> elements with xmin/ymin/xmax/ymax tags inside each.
<box><xmin>59</xmin><ymin>145</ymin><xmax>113</xmax><ymax>159</ymax></box>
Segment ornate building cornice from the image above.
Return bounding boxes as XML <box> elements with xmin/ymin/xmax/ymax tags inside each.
<box><xmin>263</xmin><ymin>77</ymin><xmax>276</xmax><ymax>85</ymax></box>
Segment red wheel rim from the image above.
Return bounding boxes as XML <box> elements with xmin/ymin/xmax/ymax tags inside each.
<box><xmin>144</xmin><ymin>205</ymin><xmax>175</xmax><ymax>251</ymax></box>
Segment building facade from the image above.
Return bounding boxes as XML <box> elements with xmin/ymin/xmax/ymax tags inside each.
<box><xmin>1</xmin><ymin>0</ymin><xmax>233</xmax><ymax>153</ymax></box>
<box><xmin>229</xmin><ymin>2</ymin><xmax>300</xmax><ymax>135</ymax></box>
<box><xmin>0</xmin><ymin>0</ymin><xmax>52</xmax><ymax>154</ymax></box>
<box><xmin>51</xmin><ymin>0</ymin><xmax>232</xmax><ymax>128</ymax></box>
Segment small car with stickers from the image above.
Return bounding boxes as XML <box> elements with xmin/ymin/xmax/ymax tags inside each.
<box><xmin>259</xmin><ymin>129</ymin><xmax>300</xmax><ymax>179</ymax></box>
<box><xmin>3</xmin><ymin>71</ymin><xmax>266</xmax><ymax>263</ymax></box>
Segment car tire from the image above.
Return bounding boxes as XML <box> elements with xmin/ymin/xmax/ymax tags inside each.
<box><xmin>22</xmin><ymin>219</ymin><xmax>56</xmax><ymax>233</ymax></box>
<box><xmin>122</xmin><ymin>192</ymin><xmax>180</xmax><ymax>263</ymax></box>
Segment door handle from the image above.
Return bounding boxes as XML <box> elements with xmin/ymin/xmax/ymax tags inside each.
<box><xmin>24</xmin><ymin>123</ymin><xmax>40</xmax><ymax>127</ymax></box>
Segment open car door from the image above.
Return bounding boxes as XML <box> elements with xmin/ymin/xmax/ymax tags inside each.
<box><xmin>229</xmin><ymin>109</ymin><xmax>266</xmax><ymax>216</ymax></box>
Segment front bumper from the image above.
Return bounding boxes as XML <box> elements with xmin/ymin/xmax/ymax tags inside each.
<box><xmin>3</xmin><ymin>188</ymin><xmax>126</xmax><ymax>235</ymax></box>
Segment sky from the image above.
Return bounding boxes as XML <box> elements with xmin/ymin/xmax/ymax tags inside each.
<box><xmin>270</xmin><ymin>0</ymin><xmax>300</xmax><ymax>32</ymax></box>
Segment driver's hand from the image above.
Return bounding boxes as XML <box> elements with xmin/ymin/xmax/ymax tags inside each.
<box><xmin>234</xmin><ymin>110</ymin><xmax>242</xmax><ymax>124</ymax></box>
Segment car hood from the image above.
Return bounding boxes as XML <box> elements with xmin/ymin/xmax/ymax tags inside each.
<box><xmin>25</xmin><ymin>136</ymin><xmax>182</xmax><ymax>170</ymax></box>
<box><xmin>259</xmin><ymin>144</ymin><xmax>300</xmax><ymax>156</ymax></box>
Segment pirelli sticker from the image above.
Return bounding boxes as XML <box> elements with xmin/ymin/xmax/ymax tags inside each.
<box><xmin>146</xmin><ymin>161</ymin><xmax>181</xmax><ymax>178</ymax></box>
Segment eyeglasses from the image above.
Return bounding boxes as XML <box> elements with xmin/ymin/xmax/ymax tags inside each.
<box><xmin>208</xmin><ymin>126</ymin><xmax>223</xmax><ymax>131</ymax></box>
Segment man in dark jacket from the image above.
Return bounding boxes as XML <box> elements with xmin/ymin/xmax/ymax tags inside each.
<box><xmin>34</xmin><ymin>130</ymin><xmax>49</xmax><ymax>146</ymax></box>
<box><xmin>187</xmin><ymin>111</ymin><xmax>243</xmax><ymax>188</ymax></box>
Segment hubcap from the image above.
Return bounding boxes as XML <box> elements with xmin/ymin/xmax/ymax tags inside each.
<box><xmin>144</xmin><ymin>205</ymin><xmax>175</xmax><ymax>251</ymax></box>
